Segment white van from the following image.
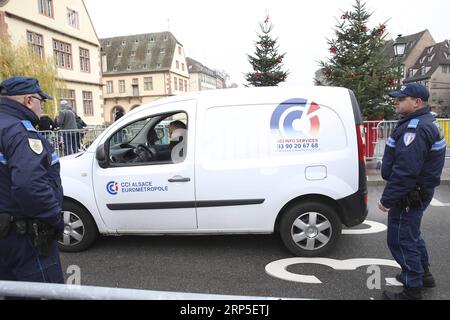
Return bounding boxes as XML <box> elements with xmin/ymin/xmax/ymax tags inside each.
<box><xmin>59</xmin><ymin>86</ymin><xmax>368</xmax><ymax>256</ymax></box>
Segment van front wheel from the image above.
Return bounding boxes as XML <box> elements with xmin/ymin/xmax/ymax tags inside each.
<box><xmin>280</xmin><ymin>202</ymin><xmax>341</xmax><ymax>257</ymax></box>
<box><xmin>58</xmin><ymin>201</ymin><xmax>98</xmax><ymax>252</ymax></box>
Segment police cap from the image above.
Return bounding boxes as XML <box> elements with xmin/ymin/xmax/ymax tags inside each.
<box><xmin>0</xmin><ymin>76</ymin><xmax>53</xmax><ymax>100</ymax></box>
<box><xmin>388</xmin><ymin>83</ymin><xmax>429</xmax><ymax>102</ymax></box>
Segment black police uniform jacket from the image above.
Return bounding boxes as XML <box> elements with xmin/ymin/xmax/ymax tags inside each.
<box><xmin>381</xmin><ymin>106</ymin><xmax>446</xmax><ymax>208</ymax></box>
<box><xmin>0</xmin><ymin>98</ymin><xmax>63</xmax><ymax>228</ymax></box>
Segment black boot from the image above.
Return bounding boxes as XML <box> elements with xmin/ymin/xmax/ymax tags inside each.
<box><xmin>395</xmin><ymin>267</ymin><xmax>436</xmax><ymax>288</ymax></box>
<box><xmin>383</xmin><ymin>287</ymin><xmax>423</xmax><ymax>300</ymax></box>
<box><xmin>422</xmin><ymin>266</ymin><xmax>436</xmax><ymax>288</ymax></box>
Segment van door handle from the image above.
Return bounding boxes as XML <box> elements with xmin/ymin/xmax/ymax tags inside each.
<box><xmin>168</xmin><ymin>176</ymin><xmax>191</xmax><ymax>183</ymax></box>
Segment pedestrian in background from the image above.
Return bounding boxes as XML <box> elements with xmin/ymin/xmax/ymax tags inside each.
<box><xmin>379</xmin><ymin>83</ymin><xmax>446</xmax><ymax>300</ymax></box>
<box><xmin>38</xmin><ymin>113</ymin><xmax>56</xmax><ymax>131</ymax></box>
<box><xmin>0</xmin><ymin>77</ymin><xmax>65</xmax><ymax>292</ymax></box>
<box><xmin>57</xmin><ymin>100</ymin><xmax>78</xmax><ymax>155</ymax></box>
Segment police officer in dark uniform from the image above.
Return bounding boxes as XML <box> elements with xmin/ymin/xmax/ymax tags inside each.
<box><xmin>0</xmin><ymin>77</ymin><xmax>65</xmax><ymax>289</ymax></box>
<box><xmin>378</xmin><ymin>83</ymin><xmax>446</xmax><ymax>300</ymax></box>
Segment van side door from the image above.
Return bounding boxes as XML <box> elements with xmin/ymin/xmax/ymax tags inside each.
<box><xmin>92</xmin><ymin>100</ymin><xmax>197</xmax><ymax>232</ymax></box>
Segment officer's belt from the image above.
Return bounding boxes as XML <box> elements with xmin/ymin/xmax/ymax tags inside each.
<box><xmin>0</xmin><ymin>213</ymin><xmax>50</xmax><ymax>237</ymax></box>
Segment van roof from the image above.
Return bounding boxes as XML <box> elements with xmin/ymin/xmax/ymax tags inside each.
<box><xmin>131</xmin><ymin>86</ymin><xmax>358</xmax><ymax>118</ymax></box>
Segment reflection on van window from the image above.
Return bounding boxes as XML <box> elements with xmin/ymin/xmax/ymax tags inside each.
<box><xmin>108</xmin><ymin>112</ymin><xmax>188</xmax><ymax>165</ymax></box>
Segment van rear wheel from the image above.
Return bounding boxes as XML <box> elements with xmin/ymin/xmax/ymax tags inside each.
<box><xmin>280</xmin><ymin>202</ymin><xmax>341</xmax><ymax>257</ymax></box>
<box><xmin>58</xmin><ymin>201</ymin><xmax>98</xmax><ymax>252</ymax></box>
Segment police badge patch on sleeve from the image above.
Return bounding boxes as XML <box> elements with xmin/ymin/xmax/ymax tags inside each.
<box><xmin>403</xmin><ymin>132</ymin><xmax>416</xmax><ymax>147</ymax></box>
<box><xmin>28</xmin><ymin>138</ymin><xmax>43</xmax><ymax>154</ymax></box>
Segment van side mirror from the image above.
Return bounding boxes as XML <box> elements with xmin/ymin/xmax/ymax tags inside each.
<box><xmin>96</xmin><ymin>143</ymin><xmax>108</xmax><ymax>168</ymax></box>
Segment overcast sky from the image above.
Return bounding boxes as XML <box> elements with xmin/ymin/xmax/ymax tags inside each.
<box><xmin>84</xmin><ymin>0</ymin><xmax>449</xmax><ymax>87</ymax></box>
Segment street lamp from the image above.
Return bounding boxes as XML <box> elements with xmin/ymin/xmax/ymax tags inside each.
<box><xmin>393</xmin><ymin>35</ymin><xmax>406</xmax><ymax>57</ymax></box>
<box><xmin>393</xmin><ymin>35</ymin><xmax>406</xmax><ymax>89</ymax></box>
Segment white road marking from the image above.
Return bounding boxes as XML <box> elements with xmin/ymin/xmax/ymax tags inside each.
<box><xmin>431</xmin><ymin>198</ymin><xmax>450</xmax><ymax>207</ymax></box>
<box><xmin>385</xmin><ymin>277</ymin><xmax>403</xmax><ymax>287</ymax></box>
<box><xmin>265</xmin><ymin>258</ymin><xmax>400</xmax><ymax>284</ymax></box>
<box><xmin>342</xmin><ymin>220</ymin><xmax>387</xmax><ymax>235</ymax></box>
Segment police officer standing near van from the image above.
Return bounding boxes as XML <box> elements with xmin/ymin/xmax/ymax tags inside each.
<box><xmin>0</xmin><ymin>77</ymin><xmax>65</xmax><ymax>289</ymax></box>
<box><xmin>378</xmin><ymin>83</ymin><xmax>446</xmax><ymax>300</ymax></box>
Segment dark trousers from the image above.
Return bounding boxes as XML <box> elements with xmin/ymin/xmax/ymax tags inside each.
<box><xmin>387</xmin><ymin>191</ymin><xmax>434</xmax><ymax>288</ymax></box>
<box><xmin>0</xmin><ymin>232</ymin><xmax>64</xmax><ymax>284</ymax></box>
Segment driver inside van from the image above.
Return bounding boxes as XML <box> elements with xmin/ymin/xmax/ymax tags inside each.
<box><xmin>158</xmin><ymin>120</ymin><xmax>187</xmax><ymax>162</ymax></box>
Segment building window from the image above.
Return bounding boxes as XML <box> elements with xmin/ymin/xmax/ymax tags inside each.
<box><xmin>146</xmin><ymin>49</ymin><xmax>151</xmax><ymax>55</ymax></box>
<box><xmin>181</xmin><ymin>63</ymin><xmax>185</xmax><ymax>72</ymax></box>
<box><xmin>174</xmin><ymin>77</ymin><xmax>178</xmax><ymax>90</ymax></box>
<box><xmin>121</xmin><ymin>40</ymin><xmax>126</xmax><ymax>46</ymax></box>
<box><xmin>67</xmin><ymin>8</ymin><xmax>79</xmax><ymax>29</ymax></box>
<box><xmin>156</xmin><ymin>63</ymin><xmax>161</xmax><ymax>68</ymax></box>
<box><xmin>176</xmin><ymin>60</ymin><xmax>179</xmax><ymax>69</ymax></box>
<box><xmin>160</xmin><ymin>48</ymin><xmax>165</xmax><ymax>54</ymax></box>
<box><xmin>113</xmin><ymin>66</ymin><xmax>118</xmax><ymax>71</ymax></box>
<box><xmin>144</xmin><ymin>77</ymin><xmax>153</xmax><ymax>91</ymax></box>
<box><xmin>119</xmin><ymin>80</ymin><xmax>125</xmax><ymax>93</ymax></box>
<box><xmin>132</xmin><ymin>78</ymin><xmax>139</xmax><ymax>96</ymax></box>
<box><xmin>149</xmin><ymin>37</ymin><xmax>154</xmax><ymax>42</ymax></box>
<box><xmin>184</xmin><ymin>80</ymin><xmax>187</xmax><ymax>92</ymax></box>
<box><xmin>27</xmin><ymin>31</ymin><xmax>44</xmax><ymax>58</ymax></box>
<box><xmin>134</xmin><ymin>39</ymin><xmax>139</xmax><ymax>44</ymax></box>
<box><xmin>38</xmin><ymin>0</ymin><xmax>53</xmax><ymax>18</ymax></box>
<box><xmin>118</xmin><ymin>52</ymin><xmax>122</xmax><ymax>57</ymax></box>
<box><xmin>178</xmin><ymin>46</ymin><xmax>182</xmax><ymax>55</ymax></box>
<box><xmin>82</xmin><ymin>91</ymin><xmax>93</xmax><ymax>116</ymax></box>
<box><xmin>179</xmin><ymin>79</ymin><xmax>183</xmax><ymax>91</ymax></box>
<box><xmin>106</xmin><ymin>41</ymin><xmax>111</xmax><ymax>47</ymax></box>
<box><xmin>106</xmin><ymin>81</ymin><xmax>113</xmax><ymax>94</ymax></box>
<box><xmin>59</xmin><ymin>89</ymin><xmax>76</xmax><ymax>113</ymax></box>
<box><xmin>79</xmin><ymin>47</ymin><xmax>90</xmax><ymax>73</ymax></box>
<box><xmin>131</xmin><ymin>51</ymin><xmax>135</xmax><ymax>57</ymax></box>
<box><xmin>53</xmin><ymin>39</ymin><xmax>72</xmax><ymax>69</ymax></box>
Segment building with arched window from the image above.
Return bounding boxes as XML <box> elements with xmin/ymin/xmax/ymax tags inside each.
<box><xmin>100</xmin><ymin>32</ymin><xmax>189</xmax><ymax>124</ymax></box>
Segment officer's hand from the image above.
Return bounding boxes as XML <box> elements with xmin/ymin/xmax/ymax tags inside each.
<box><xmin>378</xmin><ymin>201</ymin><xmax>390</xmax><ymax>213</ymax></box>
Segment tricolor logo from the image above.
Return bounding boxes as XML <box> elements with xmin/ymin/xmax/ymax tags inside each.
<box><xmin>403</xmin><ymin>133</ymin><xmax>416</xmax><ymax>147</ymax></box>
<box><xmin>270</xmin><ymin>98</ymin><xmax>321</xmax><ymax>137</ymax></box>
<box><xmin>106</xmin><ymin>181</ymin><xmax>119</xmax><ymax>195</ymax></box>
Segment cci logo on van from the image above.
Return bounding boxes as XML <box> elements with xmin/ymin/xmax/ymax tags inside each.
<box><xmin>270</xmin><ymin>98</ymin><xmax>321</xmax><ymax>137</ymax></box>
<box><xmin>106</xmin><ymin>181</ymin><xmax>119</xmax><ymax>195</ymax></box>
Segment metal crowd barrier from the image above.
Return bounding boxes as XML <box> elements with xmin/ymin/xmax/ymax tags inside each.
<box><xmin>39</xmin><ymin>127</ymin><xmax>106</xmax><ymax>158</ymax></box>
<box><xmin>364</xmin><ymin>119</ymin><xmax>450</xmax><ymax>162</ymax></box>
<box><xmin>0</xmin><ymin>280</ymin><xmax>289</xmax><ymax>300</ymax></box>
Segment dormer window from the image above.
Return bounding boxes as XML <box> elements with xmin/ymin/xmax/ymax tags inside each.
<box><xmin>147</xmin><ymin>49</ymin><xmax>151</xmax><ymax>55</ymax></box>
<box><xmin>131</xmin><ymin>51</ymin><xmax>135</xmax><ymax>57</ymax></box>
<box><xmin>164</xmin><ymin>35</ymin><xmax>168</xmax><ymax>41</ymax></box>
<box><xmin>156</xmin><ymin>63</ymin><xmax>161</xmax><ymax>68</ymax></box>
<box><xmin>428</xmin><ymin>53</ymin><xmax>436</xmax><ymax>62</ymax></box>
<box><xmin>134</xmin><ymin>39</ymin><xmax>139</xmax><ymax>44</ymax></box>
<box><xmin>160</xmin><ymin>48</ymin><xmax>165</xmax><ymax>54</ymax></box>
<box><xmin>118</xmin><ymin>52</ymin><xmax>122</xmax><ymax>57</ymax></box>
<box><xmin>427</xmin><ymin>47</ymin><xmax>434</xmax><ymax>54</ymax></box>
<box><xmin>127</xmin><ymin>65</ymin><xmax>131</xmax><ymax>70</ymax></box>
<box><xmin>149</xmin><ymin>37</ymin><xmax>154</xmax><ymax>42</ymax></box>
<box><xmin>121</xmin><ymin>40</ymin><xmax>126</xmax><ymax>46</ymax></box>
<box><xmin>420</xmin><ymin>56</ymin><xmax>426</xmax><ymax>64</ymax></box>
<box><xmin>106</xmin><ymin>41</ymin><xmax>111</xmax><ymax>47</ymax></box>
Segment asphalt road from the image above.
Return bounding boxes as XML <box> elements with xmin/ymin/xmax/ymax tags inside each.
<box><xmin>59</xmin><ymin>185</ymin><xmax>450</xmax><ymax>300</ymax></box>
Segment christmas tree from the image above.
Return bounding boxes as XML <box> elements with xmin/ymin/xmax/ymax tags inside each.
<box><xmin>317</xmin><ymin>0</ymin><xmax>401</xmax><ymax>119</ymax></box>
<box><xmin>245</xmin><ymin>16</ymin><xmax>289</xmax><ymax>87</ymax></box>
